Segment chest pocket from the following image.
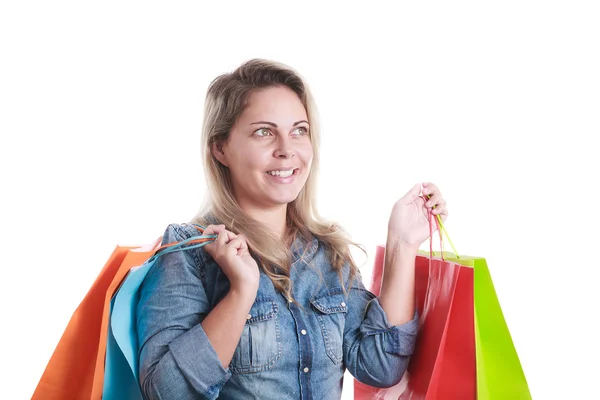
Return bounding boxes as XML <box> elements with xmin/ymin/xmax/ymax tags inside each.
<box><xmin>310</xmin><ymin>290</ymin><xmax>348</xmax><ymax>365</ymax></box>
<box><xmin>230</xmin><ymin>298</ymin><xmax>282</xmax><ymax>374</ymax></box>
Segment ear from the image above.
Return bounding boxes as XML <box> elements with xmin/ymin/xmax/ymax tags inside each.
<box><xmin>211</xmin><ymin>141</ymin><xmax>229</xmax><ymax>167</ymax></box>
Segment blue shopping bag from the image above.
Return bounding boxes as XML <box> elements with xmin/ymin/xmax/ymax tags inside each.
<box><xmin>102</xmin><ymin>228</ymin><xmax>216</xmax><ymax>399</ymax></box>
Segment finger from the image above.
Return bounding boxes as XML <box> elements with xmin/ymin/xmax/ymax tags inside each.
<box><xmin>435</xmin><ymin>208</ymin><xmax>449</xmax><ymax>223</ymax></box>
<box><xmin>441</xmin><ymin>210</ymin><xmax>448</xmax><ymax>222</ymax></box>
<box><xmin>200</xmin><ymin>225</ymin><xmax>223</xmax><ymax>253</ymax></box>
<box><xmin>425</xmin><ymin>195</ymin><xmax>444</xmax><ymax>209</ymax></box>
<box><xmin>226</xmin><ymin>237</ymin><xmax>248</xmax><ymax>255</ymax></box>
<box><xmin>203</xmin><ymin>224</ymin><xmax>226</xmax><ymax>236</ymax></box>
<box><xmin>216</xmin><ymin>231</ymin><xmax>227</xmax><ymax>245</ymax></box>
<box><xmin>216</xmin><ymin>229</ymin><xmax>236</xmax><ymax>245</ymax></box>
<box><xmin>432</xmin><ymin>198</ymin><xmax>448</xmax><ymax>218</ymax></box>
<box><xmin>432</xmin><ymin>204</ymin><xmax>447</xmax><ymax>215</ymax></box>
<box><xmin>235</xmin><ymin>234</ymin><xmax>249</xmax><ymax>251</ymax></box>
<box><xmin>422</xmin><ymin>182</ymin><xmax>441</xmax><ymax>197</ymax></box>
<box><xmin>400</xmin><ymin>183</ymin><xmax>423</xmax><ymax>204</ymax></box>
<box><xmin>431</xmin><ymin>201</ymin><xmax>446</xmax><ymax>212</ymax></box>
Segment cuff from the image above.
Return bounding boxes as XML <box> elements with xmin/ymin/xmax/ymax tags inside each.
<box><xmin>360</xmin><ymin>297</ymin><xmax>419</xmax><ymax>356</ymax></box>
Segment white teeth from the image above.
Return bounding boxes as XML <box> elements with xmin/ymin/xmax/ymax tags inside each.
<box><xmin>268</xmin><ymin>169</ymin><xmax>294</xmax><ymax>177</ymax></box>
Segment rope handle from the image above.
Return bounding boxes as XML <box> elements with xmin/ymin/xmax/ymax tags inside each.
<box><xmin>149</xmin><ymin>224</ymin><xmax>218</xmax><ymax>261</ymax></box>
<box><xmin>421</xmin><ymin>194</ymin><xmax>460</xmax><ymax>260</ymax></box>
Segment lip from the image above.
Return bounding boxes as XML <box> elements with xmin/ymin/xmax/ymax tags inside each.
<box><xmin>265</xmin><ymin>168</ymin><xmax>299</xmax><ymax>183</ymax></box>
<box><xmin>265</xmin><ymin>167</ymin><xmax>299</xmax><ymax>173</ymax></box>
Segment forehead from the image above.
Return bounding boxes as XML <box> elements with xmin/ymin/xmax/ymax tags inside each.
<box><xmin>239</xmin><ymin>86</ymin><xmax>308</xmax><ymax>122</ymax></box>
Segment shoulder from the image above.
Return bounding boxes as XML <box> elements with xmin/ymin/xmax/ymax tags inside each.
<box><xmin>159</xmin><ymin>222</ymin><xmax>215</xmax><ymax>265</ymax></box>
<box><xmin>313</xmin><ymin>237</ymin><xmax>369</xmax><ymax>292</ymax></box>
<box><xmin>160</xmin><ymin>223</ymin><xmax>202</xmax><ymax>244</ymax></box>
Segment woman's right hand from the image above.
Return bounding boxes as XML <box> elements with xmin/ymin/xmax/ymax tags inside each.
<box><xmin>202</xmin><ymin>224</ymin><xmax>260</xmax><ymax>294</ymax></box>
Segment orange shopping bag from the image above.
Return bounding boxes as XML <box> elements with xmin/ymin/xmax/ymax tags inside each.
<box><xmin>32</xmin><ymin>239</ymin><xmax>161</xmax><ymax>400</ymax></box>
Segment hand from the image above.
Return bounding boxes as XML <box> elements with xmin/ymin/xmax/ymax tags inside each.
<box><xmin>388</xmin><ymin>182</ymin><xmax>449</xmax><ymax>251</ymax></box>
<box><xmin>202</xmin><ymin>224</ymin><xmax>260</xmax><ymax>294</ymax></box>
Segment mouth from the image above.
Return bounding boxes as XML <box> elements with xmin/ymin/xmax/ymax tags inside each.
<box><xmin>266</xmin><ymin>168</ymin><xmax>299</xmax><ymax>178</ymax></box>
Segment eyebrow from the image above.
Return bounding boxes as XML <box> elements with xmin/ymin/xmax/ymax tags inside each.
<box><xmin>250</xmin><ymin>120</ymin><xmax>309</xmax><ymax>128</ymax></box>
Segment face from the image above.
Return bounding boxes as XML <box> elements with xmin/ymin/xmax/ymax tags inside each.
<box><xmin>213</xmin><ymin>86</ymin><xmax>313</xmax><ymax>212</ymax></box>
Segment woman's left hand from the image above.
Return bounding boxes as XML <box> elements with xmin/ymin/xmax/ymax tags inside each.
<box><xmin>388</xmin><ymin>182</ymin><xmax>449</xmax><ymax>251</ymax></box>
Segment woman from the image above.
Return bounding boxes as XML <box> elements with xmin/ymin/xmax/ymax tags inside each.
<box><xmin>136</xmin><ymin>59</ymin><xmax>448</xmax><ymax>400</ymax></box>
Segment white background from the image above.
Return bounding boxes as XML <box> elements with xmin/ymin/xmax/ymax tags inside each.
<box><xmin>1</xmin><ymin>1</ymin><xmax>599</xmax><ymax>399</ymax></box>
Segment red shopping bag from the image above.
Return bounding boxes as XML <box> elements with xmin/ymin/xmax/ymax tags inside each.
<box><xmin>354</xmin><ymin>246</ymin><xmax>476</xmax><ymax>399</ymax></box>
<box><xmin>32</xmin><ymin>239</ymin><xmax>161</xmax><ymax>400</ymax></box>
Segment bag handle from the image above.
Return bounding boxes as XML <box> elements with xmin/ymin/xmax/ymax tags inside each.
<box><xmin>150</xmin><ymin>224</ymin><xmax>218</xmax><ymax>261</ymax></box>
<box><xmin>421</xmin><ymin>194</ymin><xmax>460</xmax><ymax>260</ymax></box>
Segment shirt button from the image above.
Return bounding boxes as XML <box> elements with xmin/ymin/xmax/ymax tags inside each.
<box><xmin>247</xmin><ymin>314</ymin><xmax>252</xmax><ymax>320</ymax></box>
<box><xmin>301</xmin><ymin>329</ymin><xmax>307</xmax><ymax>335</ymax></box>
<box><xmin>303</xmin><ymin>367</ymin><xmax>309</xmax><ymax>373</ymax></box>
<box><xmin>341</xmin><ymin>302</ymin><xmax>346</xmax><ymax>307</ymax></box>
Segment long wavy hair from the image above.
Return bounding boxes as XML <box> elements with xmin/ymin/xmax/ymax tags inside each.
<box><xmin>192</xmin><ymin>58</ymin><xmax>362</xmax><ymax>301</ymax></box>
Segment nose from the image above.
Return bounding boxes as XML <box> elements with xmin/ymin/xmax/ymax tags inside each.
<box><xmin>273</xmin><ymin>137</ymin><xmax>295</xmax><ymax>159</ymax></box>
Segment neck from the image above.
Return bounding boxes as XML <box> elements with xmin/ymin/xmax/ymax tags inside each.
<box><xmin>240</xmin><ymin>202</ymin><xmax>289</xmax><ymax>240</ymax></box>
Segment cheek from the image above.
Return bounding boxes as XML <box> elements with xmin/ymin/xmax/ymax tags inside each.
<box><xmin>298</xmin><ymin>142</ymin><xmax>314</xmax><ymax>165</ymax></box>
<box><xmin>232</xmin><ymin>148</ymin><xmax>269</xmax><ymax>173</ymax></box>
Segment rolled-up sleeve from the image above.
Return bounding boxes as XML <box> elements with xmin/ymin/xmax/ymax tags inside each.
<box><xmin>136</xmin><ymin>224</ymin><xmax>231</xmax><ymax>400</ymax></box>
<box><xmin>343</xmin><ymin>274</ymin><xmax>419</xmax><ymax>388</ymax></box>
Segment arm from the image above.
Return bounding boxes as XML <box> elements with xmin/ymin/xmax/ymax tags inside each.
<box><xmin>345</xmin><ymin>182</ymin><xmax>449</xmax><ymax>387</ymax></box>
<box><xmin>343</xmin><ymin>269</ymin><xmax>418</xmax><ymax>388</ymax></box>
<box><xmin>136</xmin><ymin>224</ymin><xmax>253</xmax><ymax>400</ymax></box>
<box><xmin>379</xmin><ymin>181</ymin><xmax>448</xmax><ymax>326</ymax></box>
<box><xmin>202</xmin><ymin>288</ymin><xmax>256</xmax><ymax>367</ymax></box>
<box><xmin>378</xmin><ymin>236</ymin><xmax>417</xmax><ymax>326</ymax></box>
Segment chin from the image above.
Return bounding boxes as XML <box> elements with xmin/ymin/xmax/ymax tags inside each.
<box><xmin>270</xmin><ymin>197</ymin><xmax>299</xmax><ymax>206</ymax></box>
<box><xmin>267</xmin><ymin>192</ymin><xmax>302</xmax><ymax>206</ymax></box>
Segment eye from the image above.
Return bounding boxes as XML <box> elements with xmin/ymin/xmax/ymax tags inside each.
<box><xmin>254</xmin><ymin>127</ymin><xmax>273</xmax><ymax>137</ymax></box>
<box><xmin>293</xmin><ymin>126</ymin><xmax>309</xmax><ymax>136</ymax></box>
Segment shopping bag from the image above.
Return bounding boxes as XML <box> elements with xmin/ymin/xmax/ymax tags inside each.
<box><xmin>354</xmin><ymin>247</ymin><xmax>476</xmax><ymax>400</ymax></box>
<box><xmin>102</xmin><ymin>229</ymin><xmax>217</xmax><ymax>399</ymax></box>
<box><xmin>434</xmin><ymin>252</ymin><xmax>531</xmax><ymax>399</ymax></box>
<box><xmin>102</xmin><ymin>265</ymin><xmax>150</xmax><ymax>400</ymax></box>
<box><xmin>354</xmin><ymin>209</ymin><xmax>531</xmax><ymax>399</ymax></box>
<box><xmin>31</xmin><ymin>239</ymin><xmax>161</xmax><ymax>400</ymax></box>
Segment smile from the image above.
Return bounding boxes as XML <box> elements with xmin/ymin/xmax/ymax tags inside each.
<box><xmin>266</xmin><ymin>168</ymin><xmax>298</xmax><ymax>178</ymax></box>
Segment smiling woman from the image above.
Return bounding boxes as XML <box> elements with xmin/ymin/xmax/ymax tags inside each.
<box><xmin>212</xmin><ymin>86</ymin><xmax>313</xmax><ymax>220</ymax></box>
<box><xmin>135</xmin><ymin>58</ymin><xmax>449</xmax><ymax>400</ymax></box>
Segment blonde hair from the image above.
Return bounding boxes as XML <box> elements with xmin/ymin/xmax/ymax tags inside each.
<box><xmin>192</xmin><ymin>58</ymin><xmax>362</xmax><ymax>301</ymax></box>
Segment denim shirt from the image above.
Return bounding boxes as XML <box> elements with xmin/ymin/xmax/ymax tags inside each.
<box><xmin>136</xmin><ymin>223</ymin><xmax>418</xmax><ymax>400</ymax></box>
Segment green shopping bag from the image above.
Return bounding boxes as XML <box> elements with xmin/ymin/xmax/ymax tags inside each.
<box><xmin>426</xmin><ymin>202</ymin><xmax>531</xmax><ymax>399</ymax></box>
<box><xmin>439</xmin><ymin>252</ymin><xmax>530</xmax><ymax>399</ymax></box>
